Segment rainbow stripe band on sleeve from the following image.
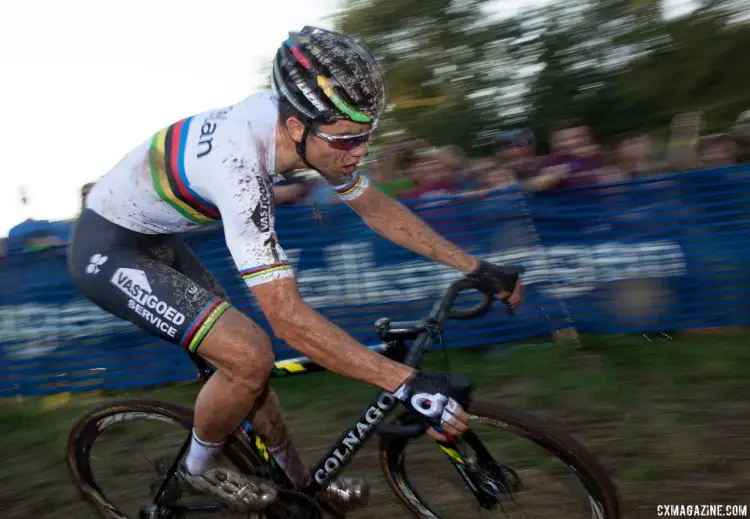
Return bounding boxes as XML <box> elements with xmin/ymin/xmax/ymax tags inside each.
<box><xmin>150</xmin><ymin>117</ymin><xmax>221</xmax><ymax>224</ymax></box>
<box><xmin>334</xmin><ymin>173</ymin><xmax>363</xmax><ymax>198</ymax></box>
<box><xmin>241</xmin><ymin>262</ymin><xmax>293</xmax><ymax>282</ymax></box>
<box><xmin>181</xmin><ymin>298</ymin><xmax>231</xmax><ymax>353</ymax></box>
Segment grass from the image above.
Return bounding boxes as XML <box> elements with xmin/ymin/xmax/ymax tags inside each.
<box><xmin>1</xmin><ymin>331</ymin><xmax>749</xmax><ymax>518</ymax></box>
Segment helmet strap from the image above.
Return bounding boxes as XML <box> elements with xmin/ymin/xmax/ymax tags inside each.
<box><xmin>295</xmin><ymin>123</ymin><xmax>317</xmax><ymax>171</ymax></box>
<box><xmin>294</xmin><ymin>122</ymin><xmax>324</xmax><ymax>224</ymax></box>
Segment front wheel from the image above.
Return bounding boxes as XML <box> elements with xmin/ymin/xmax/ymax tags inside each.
<box><xmin>379</xmin><ymin>400</ymin><xmax>620</xmax><ymax>519</ymax></box>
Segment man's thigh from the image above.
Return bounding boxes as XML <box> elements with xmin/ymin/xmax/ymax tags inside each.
<box><xmin>70</xmin><ymin>245</ymin><xmax>230</xmax><ymax>353</ymax></box>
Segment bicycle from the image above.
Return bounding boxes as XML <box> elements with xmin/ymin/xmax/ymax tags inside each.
<box><xmin>67</xmin><ymin>277</ymin><xmax>621</xmax><ymax>519</ymax></box>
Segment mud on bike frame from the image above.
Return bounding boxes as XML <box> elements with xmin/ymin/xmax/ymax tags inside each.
<box><xmin>153</xmin><ymin>277</ymin><xmax>503</xmax><ymax>508</ymax></box>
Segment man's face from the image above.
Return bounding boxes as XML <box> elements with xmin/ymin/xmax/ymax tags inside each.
<box><xmin>409</xmin><ymin>157</ymin><xmax>449</xmax><ymax>185</ymax></box>
<box><xmin>553</xmin><ymin>126</ymin><xmax>591</xmax><ymax>155</ymax></box>
<box><xmin>700</xmin><ymin>141</ymin><xmax>737</xmax><ymax>168</ymax></box>
<box><xmin>732</xmin><ymin>120</ymin><xmax>750</xmax><ymax>143</ymax></box>
<box><xmin>289</xmin><ymin>118</ymin><xmax>372</xmax><ymax>178</ymax></box>
<box><xmin>499</xmin><ymin>144</ymin><xmax>534</xmax><ymax>170</ymax></box>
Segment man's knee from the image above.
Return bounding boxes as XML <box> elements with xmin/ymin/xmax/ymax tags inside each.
<box><xmin>228</xmin><ymin>336</ymin><xmax>275</xmax><ymax>389</ymax></box>
<box><xmin>198</xmin><ymin>308</ymin><xmax>276</xmax><ymax>387</ymax></box>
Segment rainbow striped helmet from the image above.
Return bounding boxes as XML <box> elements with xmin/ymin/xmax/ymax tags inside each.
<box><xmin>271</xmin><ymin>26</ymin><xmax>386</xmax><ymax>124</ymax></box>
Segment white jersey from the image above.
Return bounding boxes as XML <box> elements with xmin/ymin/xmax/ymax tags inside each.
<box><xmin>87</xmin><ymin>90</ymin><xmax>370</xmax><ymax>287</ymax></box>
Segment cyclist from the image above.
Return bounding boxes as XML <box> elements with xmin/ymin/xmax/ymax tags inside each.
<box><xmin>67</xmin><ymin>26</ymin><xmax>522</xmax><ymax>513</ymax></box>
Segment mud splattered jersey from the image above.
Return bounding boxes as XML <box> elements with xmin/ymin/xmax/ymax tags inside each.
<box><xmin>87</xmin><ymin>90</ymin><xmax>370</xmax><ymax>287</ymax></box>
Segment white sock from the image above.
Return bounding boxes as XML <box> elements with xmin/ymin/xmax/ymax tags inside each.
<box><xmin>185</xmin><ymin>429</ymin><xmax>226</xmax><ymax>476</ymax></box>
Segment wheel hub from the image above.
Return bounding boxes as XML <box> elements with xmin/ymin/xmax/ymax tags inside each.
<box><xmin>469</xmin><ymin>456</ymin><xmax>522</xmax><ymax>498</ymax></box>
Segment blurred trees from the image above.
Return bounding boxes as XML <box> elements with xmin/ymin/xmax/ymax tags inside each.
<box><xmin>336</xmin><ymin>0</ymin><xmax>750</xmax><ymax>152</ymax></box>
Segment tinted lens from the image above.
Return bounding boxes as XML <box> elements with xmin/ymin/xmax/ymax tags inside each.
<box><xmin>327</xmin><ymin>134</ymin><xmax>370</xmax><ymax>151</ymax></box>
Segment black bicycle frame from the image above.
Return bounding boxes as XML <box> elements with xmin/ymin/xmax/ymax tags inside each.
<box><xmin>154</xmin><ymin>278</ymin><xmax>502</xmax><ymax>509</ymax></box>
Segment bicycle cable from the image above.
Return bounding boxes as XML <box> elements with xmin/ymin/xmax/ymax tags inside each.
<box><xmin>437</xmin><ymin>328</ymin><xmax>451</xmax><ymax>374</ymax></box>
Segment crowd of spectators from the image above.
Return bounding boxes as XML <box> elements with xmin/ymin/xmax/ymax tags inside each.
<box><xmin>246</xmin><ymin>108</ymin><xmax>747</xmax><ymax>340</ymax></box>
<box><xmin>256</xmin><ymin>109</ymin><xmax>750</xmax><ymax>211</ymax></box>
<box><xmin>2</xmin><ymin>110</ymin><xmax>747</xmax><ymax>261</ymax></box>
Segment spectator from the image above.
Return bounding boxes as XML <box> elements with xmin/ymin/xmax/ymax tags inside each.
<box><xmin>65</xmin><ymin>182</ymin><xmax>97</xmax><ymax>238</ymax></box>
<box><xmin>493</xmin><ymin>128</ymin><xmax>539</xmax><ymax>182</ymax></box>
<box><xmin>435</xmin><ymin>144</ymin><xmax>474</xmax><ymax>191</ymax></box>
<box><xmin>436</xmin><ymin>144</ymin><xmax>466</xmax><ymax>171</ymax></box>
<box><xmin>666</xmin><ymin>111</ymin><xmax>703</xmax><ymax>172</ymax></box>
<box><xmin>465</xmin><ymin>158</ymin><xmax>518</xmax><ymax>197</ymax></box>
<box><xmin>616</xmin><ymin>133</ymin><xmax>657</xmax><ymax>180</ymax></box>
<box><xmin>371</xmin><ymin>139</ymin><xmax>423</xmax><ymax>198</ymax></box>
<box><xmin>6</xmin><ymin>190</ymin><xmax>68</xmax><ymax>255</ymax></box>
<box><xmin>729</xmin><ymin>109</ymin><xmax>750</xmax><ymax>163</ymax></box>
<box><xmin>80</xmin><ymin>183</ymin><xmax>95</xmax><ymax>213</ymax></box>
<box><xmin>399</xmin><ymin>152</ymin><xmax>457</xmax><ymax>200</ymax></box>
<box><xmin>698</xmin><ymin>134</ymin><xmax>739</xmax><ymax>168</ymax></box>
<box><xmin>524</xmin><ymin>119</ymin><xmax>603</xmax><ymax>193</ymax></box>
<box><xmin>6</xmin><ymin>221</ymin><xmax>67</xmax><ymax>254</ymax></box>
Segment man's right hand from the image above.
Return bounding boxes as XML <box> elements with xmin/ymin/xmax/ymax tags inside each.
<box><xmin>393</xmin><ymin>372</ymin><xmax>472</xmax><ymax>442</ymax></box>
<box><xmin>467</xmin><ymin>261</ymin><xmax>523</xmax><ymax>309</ymax></box>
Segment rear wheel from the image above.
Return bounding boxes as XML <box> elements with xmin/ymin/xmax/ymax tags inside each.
<box><xmin>379</xmin><ymin>399</ymin><xmax>620</xmax><ymax>519</ymax></box>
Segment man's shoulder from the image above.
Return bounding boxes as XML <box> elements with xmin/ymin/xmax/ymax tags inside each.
<box><xmin>230</xmin><ymin>90</ymin><xmax>279</xmax><ymax>123</ymax></box>
<box><xmin>187</xmin><ymin>90</ymin><xmax>280</xmax><ymax>179</ymax></box>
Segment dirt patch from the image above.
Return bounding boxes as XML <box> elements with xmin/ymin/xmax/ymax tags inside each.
<box><xmin>2</xmin><ymin>333</ymin><xmax>750</xmax><ymax>517</ymax></box>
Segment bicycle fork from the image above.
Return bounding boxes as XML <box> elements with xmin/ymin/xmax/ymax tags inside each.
<box><xmin>437</xmin><ymin>431</ymin><xmax>517</xmax><ymax>509</ymax></box>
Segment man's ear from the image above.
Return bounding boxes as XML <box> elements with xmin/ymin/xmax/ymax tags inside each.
<box><xmin>285</xmin><ymin>116</ymin><xmax>306</xmax><ymax>144</ymax></box>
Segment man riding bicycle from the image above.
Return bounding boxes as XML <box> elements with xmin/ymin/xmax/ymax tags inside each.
<box><xmin>67</xmin><ymin>26</ymin><xmax>522</xmax><ymax>514</ymax></box>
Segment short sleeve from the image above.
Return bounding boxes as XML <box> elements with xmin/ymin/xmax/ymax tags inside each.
<box><xmin>328</xmin><ymin>171</ymin><xmax>371</xmax><ymax>202</ymax></box>
<box><xmin>205</xmin><ymin>157</ymin><xmax>295</xmax><ymax>288</ymax></box>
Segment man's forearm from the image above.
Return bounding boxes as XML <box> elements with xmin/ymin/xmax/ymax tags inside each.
<box><xmin>273</xmin><ymin>300</ymin><xmax>413</xmax><ymax>393</ymax></box>
<box><xmin>361</xmin><ymin>195</ymin><xmax>478</xmax><ymax>274</ymax></box>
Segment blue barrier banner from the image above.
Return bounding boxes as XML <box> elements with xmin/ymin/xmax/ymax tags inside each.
<box><xmin>1</xmin><ymin>165</ymin><xmax>749</xmax><ymax>396</ymax></box>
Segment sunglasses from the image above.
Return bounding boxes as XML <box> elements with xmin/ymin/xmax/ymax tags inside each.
<box><xmin>311</xmin><ymin>120</ymin><xmax>378</xmax><ymax>151</ymax></box>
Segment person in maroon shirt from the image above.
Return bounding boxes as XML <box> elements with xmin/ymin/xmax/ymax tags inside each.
<box><xmin>520</xmin><ymin>119</ymin><xmax>611</xmax><ymax>242</ymax></box>
<box><xmin>526</xmin><ymin>119</ymin><xmax>603</xmax><ymax>192</ymax></box>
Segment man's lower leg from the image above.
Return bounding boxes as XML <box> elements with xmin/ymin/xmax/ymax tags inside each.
<box><xmin>248</xmin><ymin>386</ymin><xmax>309</xmax><ymax>486</ymax></box>
<box><xmin>175</xmin><ymin>309</ymin><xmax>279</xmax><ymax>511</ymax></box>
<box><xmin>248</xmin><ymin>387</ymin><xmax>369</xmax><ymax>512</ymax></box>
<box><xmin>180</xmin><ymin>368</ymin><xmax>279</xmax><ymax>511</ymax></box>
<box><xmin>185</xmin><ymin>370</ymin><xmax>265</xmax><ymax>475</ymax></box>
